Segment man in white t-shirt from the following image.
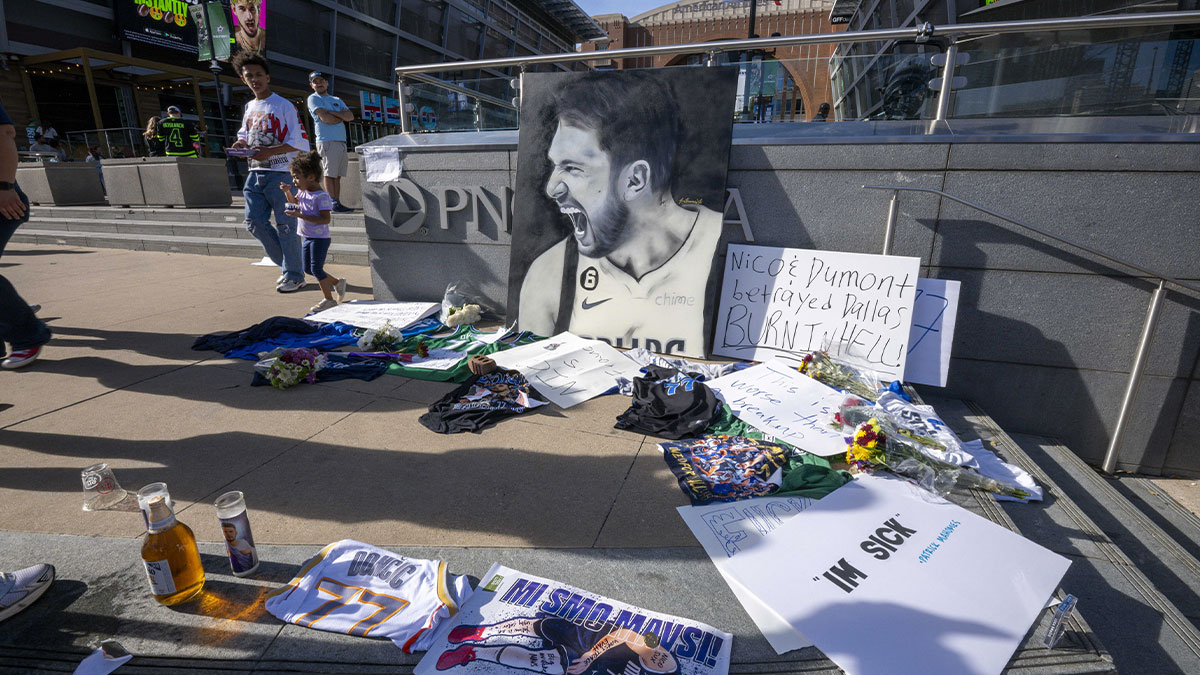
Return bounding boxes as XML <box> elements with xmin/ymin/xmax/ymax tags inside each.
<box><xmin>230</xmin><ymin>51</ymin><xmax>311</xmax><ymax>293</ymax></box>
<box><xmin>517</xmin><ymin>72</ymin><xmax>722</xmax><ymax>358</ymax></box>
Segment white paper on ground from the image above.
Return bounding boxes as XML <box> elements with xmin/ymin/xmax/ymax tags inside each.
<box><xmin>705</xmin><ymin>359</ymin><xmax>849</xmax><ymax>456</ymax></box>
<box><xmin>490</xmin><ymin>332</ymin><xmax>643</xmax><ymax>408</ymax></box>
<box><xmin>72</xmin><ymin>642</ymin><xmax>132</xmax><ymax>675</ymax></box>
<box><xmin>250</xmin><ymin>256</ymin><xmax>276</xmax><ymax>267</ymax></box>
<box><xmin>360</xmin><ymin>146</ymin><xmax>402</xmax><ymax>182</ymax></box>
<box><xmin>306</xmin><ymin>300</ymin><xmax>439</xmax><ymax>331</ymax></box>
<box><xmin>717</xmin><ymin>475</ymin><xmax>1070</xmax><ymax>675</ymax></box>
<box><xmin>678</xmin><ymin>497</ymin><xmax>818</xmax><ymax>653</ymax></box>
<box><xmin>903</xmin><ymin>279</ymin><xmax>961</xmax><ymax>387</ymax></box>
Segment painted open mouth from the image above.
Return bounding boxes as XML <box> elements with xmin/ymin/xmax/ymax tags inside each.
<box><xmin>559</xmin><ymin>204</ymin><xmax>588</xmax><ymax>239</ymax></box>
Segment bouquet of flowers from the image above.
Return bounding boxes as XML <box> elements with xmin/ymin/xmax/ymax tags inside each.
<box><xmin>797</xmin><ymin>350</ymin><xmax>883</xmax><ymax>402</ymax></box>
<box><xmin>840</xmin><ymin>405</ymin><xmax>1030</xmax><ymax>500</ymax></box>
<box><xmin>444</xmin><ymin>303</ymin><xmax>482</xmax><ymax>327</ymax></box>
<box><xmin>255</xmin><ymin>347</ymin><xmax>328</xmax><ymax>390</ymax></box>
<box><xmin>357</xmin><ymin>321</ymin><xmax>409</xmax><ymax>352</ymax></box>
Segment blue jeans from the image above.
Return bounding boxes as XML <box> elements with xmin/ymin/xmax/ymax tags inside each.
<box><xmin>303</xmin><ymin>237</ymin><xmax>331</xmax><ymax>281</ymax></box>
<box><xmin>0</xmin><ymin>186</ymin><xmax>51</xmax><ymax>355</ymax></box>
<box><xmin>243</xmin><ymin>171</ymin><xmax>302</xmax><ymax>282</ymax></box>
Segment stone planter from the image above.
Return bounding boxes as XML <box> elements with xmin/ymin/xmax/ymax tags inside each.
<box><xmin>16</xmin><ymin>162</ymin><xmax>105</xmax><ymax>206</ymax></box>
<box><xmin>102</xmin><ymin>157</ymin><xmax>232</xmax><ymax>208</ymax></box>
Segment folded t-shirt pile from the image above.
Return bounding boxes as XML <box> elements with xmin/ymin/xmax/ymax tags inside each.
<box><xmin>419</xmin><ymin>369</ymin><xmax>547</xmax><ymax>433</ymax></box>
<box><xmin>661</xmin><ymin>435</ymin><xmax>792</xmax><ymax>504</ymax></box>
<box><xmin>191</xmin><ymin>316</ymin><xmax>442</xmax><ymax>360</ymax></box>
<box><xmin>384</xmin><ymin>325</ymin><xmax>541</xmax><ymax>383</ymax></box>
<box><xmin>614</xmin><ymin>365</ymin><xmax>722</xmax><ymax>439</ymax></box>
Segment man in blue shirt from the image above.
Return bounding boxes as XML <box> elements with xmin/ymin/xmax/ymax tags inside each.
<box><xmin>306</xmin><ymin>71</ymin><xmax>354</xmax><ymax>213</ymax></box>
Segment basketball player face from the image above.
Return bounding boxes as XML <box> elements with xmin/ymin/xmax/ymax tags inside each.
<box><xmin>545</xmin><ymin>120</ymin><xmax>630</xmax><ymax>258</ymax></box>
<box><xmin>235</xmin><ymin>1</ymin><xmax>260</xmax><ymax>37</ymax></box>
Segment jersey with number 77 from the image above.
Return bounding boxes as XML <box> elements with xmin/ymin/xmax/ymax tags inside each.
<box><xmin>265</xmin><ymin>539</ymin><xmax>473</xmax><ymax>652</ymax></box>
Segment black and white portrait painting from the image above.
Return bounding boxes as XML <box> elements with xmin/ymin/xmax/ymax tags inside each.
<box><xmin>507</xmin><ymin>68</ymin><xmax>738</xmax><ymax>358</ymax></box>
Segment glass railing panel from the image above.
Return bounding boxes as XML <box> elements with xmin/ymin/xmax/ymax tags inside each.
<box><xmin>406</xmin><ymin>75</ymin><xmax>519</xmax><ymax>132</ymax></box>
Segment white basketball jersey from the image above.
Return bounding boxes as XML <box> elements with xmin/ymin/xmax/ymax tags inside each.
<box><xmin>265</xmin><ymin>539</ymin><xmax>472</xmax><ymax>652</ymax></box>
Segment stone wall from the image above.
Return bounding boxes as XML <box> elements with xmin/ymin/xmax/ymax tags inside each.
<box><xmin>360</xmin><ymin>136</ymin><xmax>1200</xmax><ymax>477</ymax></box>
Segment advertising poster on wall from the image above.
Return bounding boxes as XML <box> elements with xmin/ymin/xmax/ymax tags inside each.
<box><xmin>230</xmin><ymin>0</ymin><xmax>266</xmax><ymax>55</ymax></box>
<box><xmin>507</xmin><ymin>68</ymin><xmax>738</xmax><ymax>359</ymax></box>
<box><xmin>414</xmin><ymin>563</ymin><xmax>733</xmax><ymax>675</ymax></box>
<box><xmin>115</xmin><ymin>0</ymin><xmax>201</xmax><ymax>54</ymax></box>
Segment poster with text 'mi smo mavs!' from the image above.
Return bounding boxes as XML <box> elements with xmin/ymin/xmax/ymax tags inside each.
<box><xmin>415</xmin><ymin>563</ymin><xmax>732</xmax><ymax>675</ymax></box>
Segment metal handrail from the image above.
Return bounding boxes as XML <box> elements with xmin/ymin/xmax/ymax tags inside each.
<box><xmin>864</xmin><ymin>184</ymin><xmax>1194</xmax><ymax>475</ymax></box>
<box><xmin>395</xmin><ymin>10</ymin><xmax>1200</xmax><ymax>76</ymax></box>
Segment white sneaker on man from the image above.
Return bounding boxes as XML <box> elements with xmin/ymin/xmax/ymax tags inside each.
<box><xmin>310</xmin><ymin>298</ymin><xmax>337</xmax><ymax>314</ymax></box>
<box><xmin>0</xmin><ymin>564</ymin><xmax>55</xmax><ymax>623</ymax></box>
<box><xmin>276</xmin><ymin>274</ymin><xmax>286</xmax><ymax>285</ymax></box>
<box><xmin>277</xmin><ymin>279</ymin><xmax>306</xmax><ymax>293</ymax></box>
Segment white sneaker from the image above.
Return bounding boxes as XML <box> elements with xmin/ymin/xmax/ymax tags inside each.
<box><xmin>0</xmin><ymin>564</ymin><xmax>55</xmax><ymax>623</ymax></box>
<box><xmin>335</xmin><ymin>278</ymin><xmax>347</xmax><ymax>303</ymax></box>
<box><xmin>276</xmin><ymin>279</ymin><xmax>306</xmax><ymax>293</ymax></box>
<box><xmin>310</xmin><ymin>298</ymin><xmax>337</xmax><ymax>314</ymax></box>
<box><xmin>275</xmin><ymin>274</ymin><xmax>286</xmax><ymax>285</ymax></box>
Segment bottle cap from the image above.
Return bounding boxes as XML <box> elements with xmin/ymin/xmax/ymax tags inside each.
<box><xmin>146</xmin><ymin>495</ymin><xmax>175</xmax><ymax>532</ymax></box>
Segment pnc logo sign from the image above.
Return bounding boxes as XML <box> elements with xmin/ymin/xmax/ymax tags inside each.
<box><xmin>387</xmin><ymin>178</ymin><xmax>513</xmax><ymax>235</ymax></box>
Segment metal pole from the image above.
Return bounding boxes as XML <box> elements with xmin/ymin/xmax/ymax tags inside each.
<box><xmin>398</xmin><ymin>78</ymin><xmax>414</xmax><ymax>134</ymax></box>
<box><xmin>934</xmin><ymin>41</ymin><xmax>958</xmax><ymax>122</ymax></box>
<box><xmin>748</xmin><ymin>0</ymin><xmax>758</xmax><ymax>40</ymax></box>
<box><xmin>882</xmin><ymin>191</ymin><xmax>899</xmax><ymax>255</ymax></box>
<box><xmin>1101</xmin><ymin>280</ymin><xmax>1167</xmax><ymax>474</ymax></box>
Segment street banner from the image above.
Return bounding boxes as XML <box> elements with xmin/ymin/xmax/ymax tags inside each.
<box><xmin>713</xmin><ymin>244</ymin><xmax>921</xmax><ymax>380</ymax></box>
<box><xmin>115</xmin><ymin>0</ymin><xmax>198</xmax><ymax>54</ymax></box>
<box><xmin>191</xmin><ymin>2</ymin><xmax>232</xmax><ymax>62</ymax></box>
<box><xmin>414</xmin><ymin>563</ymin><xmax>733</xmax><ymax>675</ymax></box>
<box><xmin>305</xmin><ymin>301</ymin><xmax>439</xmax><ymax>331</ymax></box>
<box><xmin>677</xmin><ymin>496</ymin><xmax>817</xmax><ymax>654</ymax></box>
<box><xmin>705</xmin><ymin>359</ymin><xmax>849</xmax><ymax>456</ymax></box>
<box><xmin>713</xmin><ymin>474</ymin><xmax>1070</xmax><ymax>675</ymax></box>
<box><xmin>903</xmin><ymin>278</ymin><xmax>960</xmax><ymax>387</ymax></box>
<box><xmin>490</xmin><ymin>332</ymin><xmax>643</xmax><ymax>408</ymax></box>
<box><xmin>230</xmin><ymin>0</ymin><xmax>266</xmax><ymax>55</ymax></box>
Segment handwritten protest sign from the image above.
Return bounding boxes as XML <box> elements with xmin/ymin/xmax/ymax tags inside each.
<box><xmin>415</xmin><ymin>563</ymin><xmax>733</xmax><ymax>675</ymax></box>
<box><xmin>714</xmin><ymin>244</ymin><xmax>920</xmax><ymax>380</ymax></box>
<box><xmin>490</xmin><ymin>332</ymin><xmax>643</xmax><ymax>408</ymax></box>
<box><xmin>678</xmin><ymin>497</ymin><xmax>817</xmax><ymax>654</ymax></box>
<box><xmin>715</xmin><ymin>474</ymin><xmax>1070</xmax><ymax>675</ymax></box>
<box><xmin>705</xmin><ymin>360</ymin><xmax>848</xmax><ymax>456</ymax></box>
<box><xmin>904</xmin><ymin>278</ymin><xmax>960</xmax><ymax>387</ymax></box>
<box><xmin>306</xmin><ymin>301</ymin><xmax>439</xmax><ymax>331</ymax></box>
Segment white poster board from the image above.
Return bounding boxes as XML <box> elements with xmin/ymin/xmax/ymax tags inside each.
<box><xmin>360</xmin><ymin>146</ymin><xmax>402</xmax><ymax>182</ymax></box>
<box><xmin>415</xmin><ymin>563</ymin><xmax>733</xmax><ymax>675</ymax></box>
<box><xmin>713</xmin><ymin>245</ymin><xmax>921</xmax><ymax>380</ymax></box>
<box><xmin>678</xmin><ymin>497</ymin><xmax>817</xmax><ymax>654</ymax></box>
<box><xmin>705</xmin><ymin>360</ymin><xmax>848</xmax><ymax>456</ymax></box>
<box><xmin>717</xmin><ymin>475</ymin><xmax>1070</xmax><ymax>675</ymax></box>
<box><xmin>903</xmin><ymin>278</ymin><xmax>961</xmax><ymax>387</ymax></box>
<box><xmin>490</xmin><ymin>332</ymin><xmax>643</xmax><ymax>408</ymax></box>
<box><xmin>306</xmin><ymin>301</ymin><xmax>439</xmax><ymax>331</ymax></box>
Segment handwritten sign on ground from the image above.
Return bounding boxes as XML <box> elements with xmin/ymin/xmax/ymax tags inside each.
<box><xmin>714</xmin><ymin>244</ymin><xmax>921</xmax><ymax>380</ymax></box>
<box><xmin>705</xmin><ymin>360</ymin><xmax>847</xmax><ymax>456</ymax></box>
<box><xmin>717</xmin><ymin>474</ymin><xmax>1069</xmax><ymax>675</ymax></box>
<box><xmin>678</xmin><ymin>497</ymin><xmax>817</xmax><ymax>654</ymax></box>
<box><xmin>306</xmin><ymin>301</ymin><xmax>439</xmax><ymax>331</ymax></box>
<box><xmin>904</xmin><ymin>278</ymin><xmax>960</xmax><ymax>387</ymax></box>
<box><xmin>490</xmin><ymin>332</ymin><xmax>643</xmax><ymax>408</ymax></box>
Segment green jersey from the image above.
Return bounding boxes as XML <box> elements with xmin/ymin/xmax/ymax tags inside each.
<box><xmin>157</xmin><ymin>117</ymin><xmax>200</xmax><ymax>157</ymax></box>
<box><xmin>385</xmin><ymin>325</ymin><xmax>542</xmax><ymax>383</ymax></box>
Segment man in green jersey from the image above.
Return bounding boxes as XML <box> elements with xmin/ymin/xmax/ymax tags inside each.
<box><xmin>156</xmin><ymin>106</ymin><xmax>201</xmax><ymax>158</ymax></box>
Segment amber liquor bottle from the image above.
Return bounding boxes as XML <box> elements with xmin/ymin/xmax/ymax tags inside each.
<box><xmin>140</xmin><ymin>494</ymin><xmax>205</xmax><ymax>605</ymax></box>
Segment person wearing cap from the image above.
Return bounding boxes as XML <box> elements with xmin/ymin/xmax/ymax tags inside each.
<box><xmin>305</xmin><ymin>71</ymin><xmax>354</xmax><ymax>213</ymax></box>
<box><xmin>157</xmin><ymin>106</ymin><xmax>201</xmax><ymax>158</ymax></box>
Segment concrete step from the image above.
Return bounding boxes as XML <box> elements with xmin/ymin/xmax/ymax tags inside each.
<box><xmin>28</xmin><ymin>204</ymin><xmax>367</xmax><ymax>227</ymax></box>
<box><xmin>10</xmin><ymin>228</ymin><xmax>368</xmax><ymax>266</ymax></box>
<box><xmin>920</xmin><ymin>393</ymin><xmax>1200</xmax><ymax>674</ymax></box>
<box><xmin>26</xmin><ymin>216</ymin><xmax>369</xmax><ymax>245</ymax></box>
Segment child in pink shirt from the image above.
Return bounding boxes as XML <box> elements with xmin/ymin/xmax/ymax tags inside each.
<box><xmin>281</xmin><ymin>151</ymin><xmax>346</xmax><ymax>313</ymax></box>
